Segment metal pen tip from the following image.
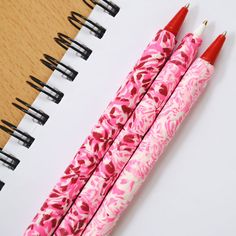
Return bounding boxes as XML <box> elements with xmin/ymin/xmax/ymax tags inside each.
<box><xmin>185</xmin><ymin>3</ymin><xmax>190</xmax><ymax>8</ymax></box>
<box><xmin>203</xmin><ymin>20</ymin><xmax>208</xmax><ymax>26</ymax></box>
<box><xmin>222</xmin><ymin>31</ymin><xmax>227</xmax><ymax>36</ymax></box>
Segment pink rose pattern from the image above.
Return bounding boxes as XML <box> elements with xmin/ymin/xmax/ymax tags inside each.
<box><xmin>82</xmin><ymin>58</ymin><xmax>214</xmax><ymax>236</ymax></box>
<box><xmin>55</xmin><ymin>34</ymin><xmax>202</xmax><ymax>235</ymax></box>
<box><xmin>25</xmin><ymin>30</ymin><xmax>176</xmax><ymax>236</ymax></box>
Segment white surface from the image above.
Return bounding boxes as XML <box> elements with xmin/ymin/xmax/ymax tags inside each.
<box><xmin>0</xmin><ymin>0</ymin><xmax>235</xmax><ymax>235</ymax></box>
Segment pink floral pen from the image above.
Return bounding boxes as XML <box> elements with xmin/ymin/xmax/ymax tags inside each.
<box><xmin>82</xmin><ymin>32</ymin><xmax>227</xmax><ymax>236</ymax></box>
<box><xmin>55</xmin><ymin>21</ymin><xmax>207</xmax><ymax>236</ymax></box>
<box><xmin>25</xmin><ymin>5</ymin><xmax>188</xmax><ymax>236</ymax></box>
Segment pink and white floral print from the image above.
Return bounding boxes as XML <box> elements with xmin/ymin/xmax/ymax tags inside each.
<box><xmin>82</xmin><ymin>58</ymin><xmax>214</xmax><ymax>236</ymax></box>
<box><xmin>55</xmin><ymin>33</ymin><xmax>202</xmax><ymax>236</ymax></box>
<box><xmin>25</xmin><ymin>29</ymin><xmax>176</xmax><ymax>236</ymax></box>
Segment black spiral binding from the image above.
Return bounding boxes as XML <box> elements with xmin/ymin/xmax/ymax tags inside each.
<box><xmin>68</xmin><ymin>11</ymin><xmax>106</xmax><ymax>39</ymax></box>
<box><xmin>41</xmin><ymin>54</ymin><xmax>78</xmax><ymax>81</ymax></box>
<box><xmin>54</xmin><ymin>33</ymin><xmax>92</xmax><ymax>60</ymax></box>
<box><xmin>26</xmin><ymin>76</ymin><xmax>64</xmax><ymax>104</ymax></box>
<box><xmin>83</xmin><ymin>0</ymin><xmax>120</xmax><ymax>17</ymax></box>
<box><xmin>12</xmin><ymin>98</ymin><xmax>49</xmax><ymax>125</ymax></box>
<box><xmin>0</xmin><ymin>148</ymin><xmax>20</xmax><ymax>170</ymax></box>
<box><xmin>0</xmin><ymin>120</ymin><xmax>34</xmax><ymax>148</ymax></box>
<box><xmin>0</xmin><ymin>1</ymin><xmax>119</xmax><ymax>186</ymax></box>
<box><xmin>0</xmin><ymin>180</ymin><xmax>5</xmax><ymax>191</ymax></box>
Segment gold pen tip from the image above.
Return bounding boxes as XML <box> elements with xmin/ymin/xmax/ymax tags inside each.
<box><xmin>203</xmin><ymin>20</ymin><xmax>208</xmax><ymax>26</ymax></box>
<box><xmin>222</xmin><ymin>31</ymin><xmax>227</xmax><ymax>36</ymax></box>
<box><xmin>185</xmin><ymin>3</ymin><xmax>190</xmax><ymax>8</ymax></box>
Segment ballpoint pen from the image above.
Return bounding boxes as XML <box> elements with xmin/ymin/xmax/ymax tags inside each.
<box><xmin>55</xmin><ymin>21</ymin><xmax>206</xmax><ymax>236</ymax></box>
<box><xmin>25</xmin><ymin>5</ymin><xmax>189</xmax><ymax>235</ymax></box>
<box><xmin>83</xmin><ymin>32</ymin><xmax>226</xmax><ymax>236</ymax></box>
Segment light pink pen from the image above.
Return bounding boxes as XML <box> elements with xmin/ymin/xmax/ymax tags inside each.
<box><xmin>83</xmin><ymin>32</ymin><xmax>227</xmax><ymax>236</ymax></box>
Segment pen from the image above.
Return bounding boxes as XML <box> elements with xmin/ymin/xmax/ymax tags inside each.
<box><xmin>82</xmin><ymin>32</ymin><xmax>226</xmax><ymax>236</ymax></box>
<box><xmin>55</xmin><ymin>21</ymin><xmax>206</xmax><ymax>235</ymax></box>
<box><xmin>24</xmin><ymin>5</ymin><xmax>189</xmax><ymax>235</ymax></box>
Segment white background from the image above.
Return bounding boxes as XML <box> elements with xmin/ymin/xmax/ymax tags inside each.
<box><xmin>0</xmin><ymin>0</ymin><xmax>235</xmax><ymax>235</ymax></box>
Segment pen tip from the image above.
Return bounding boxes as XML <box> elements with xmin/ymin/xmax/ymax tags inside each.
<box><xmin>222</xmin><ymin>31</ymin><xmax>227</xmax><ymax>36</ymax></box>
<box><xmin>185</xmin><ymin>3</ymin><xmax>190</xmax><ymax>8</ymax></box>
<box><xmin>203</xmin><ymin>20</ymin><xmax>208</xmax><ymax>26</ymax></box>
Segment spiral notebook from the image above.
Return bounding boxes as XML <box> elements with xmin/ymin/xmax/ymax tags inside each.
<box><xmin>0</xmin><ymin>0</ymin><xmax>189</xmax><ymax>234</ymax></box>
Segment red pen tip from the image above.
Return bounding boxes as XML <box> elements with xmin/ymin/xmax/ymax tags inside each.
<box><xmin>201</xmin><ymin>32</ymin><xmax>227</xmax><ymax>65</ymax></box>
<box><xmin>185</xmin><ymin>3</ymin><xmax>190</xmax><ymax>9</ymax></box>
<box><xmin>222</xmin><ymin>31</ymin><xmax>227</xmax><ymax>36</ymax></box>
<box><xmin>164</xmin><ymin>5</ymin><xmax>189</xmax><ymax>36</ymax></box>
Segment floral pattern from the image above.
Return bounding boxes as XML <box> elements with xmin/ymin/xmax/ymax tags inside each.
<box><xmin>82</xmin><ymin>58</ymin><xmax>214</xmax><ymax>236</ymax></box>
<box><xmin>55</xmin><ymin>34</ymin><xmax>202</xmax><ymax>235</ymax></box>
<box><xmin>25</xmin><ymin>29</ymin><xmax>176</xmax><ymax>236</ymax></box>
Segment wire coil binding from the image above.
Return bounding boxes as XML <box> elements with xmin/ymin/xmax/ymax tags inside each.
<box><xmin>55</xmin><ymin>33</ymin><xmax>92</xmax><ymax>60</ymax></box>
<box><xmin>0</xmin><ymin>148</ymin><xmax>20</xmax><ymax>170</ymax></box>
<box><xmin>68</xmin><ymin>11</ymin><xmax>106</xmax><ymax>39</ymax></box>
<box><xmin>83</xmin><ymin>0</ymin><xmax>120</xmax><ymax>17</ymax></box>
<box><xmin>0</xmin><ymin>120</ymin><xmax>35</xmax><ymax>148</ymax></box>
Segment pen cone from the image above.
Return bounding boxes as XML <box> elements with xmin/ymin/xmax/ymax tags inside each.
<box><xmin>201</xmin><ymin>32</ymin><xmax>227</xmax><ymax>65</ymax></box>
<box><xmin>164</xmin><ymin>4</ymin><xmax>189</xmax><ymax>36</ymax></box>
<box><xmin>193</xmin><ymin>20</ymin><xmax>208</xmax><ymax>37</ymax></box>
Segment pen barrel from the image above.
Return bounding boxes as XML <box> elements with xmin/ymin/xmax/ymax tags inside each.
<box><xmin>25</xmin><ymin>29</ymin><xmax>176</xmax><ymax>235</ymax></box>
<box><xmin>82</xmin><ymin>58</ymin><xmax>214</xmax><ymax>236</ymax></box>
<box><xmin>55</xmin><ymin>33</ymin><xmax>202</xmax><ymax>235</ymax></box>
